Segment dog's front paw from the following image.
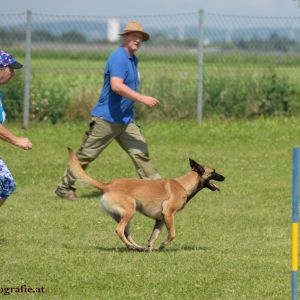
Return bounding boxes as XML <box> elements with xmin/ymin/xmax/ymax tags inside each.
<box><xmin>144</xmin><ymin>246</ymin><xmax>152</xmax><ymax>253</ymax></box>
<box><xmin>144</xmin><ymin>244</ymin><xmax>153</xmax><ymax>252</ymax></box>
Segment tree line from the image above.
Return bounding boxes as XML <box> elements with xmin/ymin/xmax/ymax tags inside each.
<box><xmin>0</xmin><ymin>28</ymin><xmax>298</xmax><ymax>51</ymax></box>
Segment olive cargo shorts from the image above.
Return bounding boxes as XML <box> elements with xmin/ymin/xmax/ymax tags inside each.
<box><xmin>57</xmin><ymin>117</ymin><xmax>160</xmax><ymax>192</ymax></box>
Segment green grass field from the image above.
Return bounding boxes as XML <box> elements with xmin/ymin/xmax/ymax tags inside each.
<box><xmin>0</xmin><ymin>117</ymin><xmax>298</xmax><ymax>299</ymax></box>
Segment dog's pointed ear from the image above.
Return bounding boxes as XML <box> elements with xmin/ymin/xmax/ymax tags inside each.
<box><xmin>189</xmin><ymin>158</ymin><xmax>197</xmax><ymax>169</ymax></box>
<box><xmin>189</xmin><ymin>158</ymin><xmax>205</xmax><ymax>175</ymax></box>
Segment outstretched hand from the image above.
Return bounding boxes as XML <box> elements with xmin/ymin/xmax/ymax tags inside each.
<box><xmin>16</xmin><ymin>137</ymin><xmax>32</xmax><ymax>150</ymax></box>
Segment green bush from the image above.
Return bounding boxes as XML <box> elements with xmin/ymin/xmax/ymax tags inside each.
<box><xmin>203</xmin><ymin>70</ymin><xmax>296</xmax><ymax>119</ymax></box>
<box><xmin>2</xmin><ymin>66</ymin><xmax>299</xmax><ymax>122</ymax></box>
<box><xmin>65</xmin><ymin>88</ymin><xmax>97</xmax><ymax>121</ymax></box>
<box><xmin>30</xmin><ymin>75</ymin><xmax>71</xmax><ymax>123</ymax></box>
<box><xmin>137</xmin><ymin>75</ymin><xmax>197</xmax><ymax>120</ymax></box>
<box><xmin>248</xmin><ymin>70</ymin><xmax>295</xmax><ymax>116</ymax></box>
<box><xmin>29</xmin><ymin>73</ymin><xmax>99</xmax><ymax>123</ymax></box>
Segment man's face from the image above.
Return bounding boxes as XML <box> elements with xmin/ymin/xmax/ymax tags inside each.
<box><xmin>0</xmin><ymin>66</ymin><xmax>15</xmax><ymax>84</ymax></box>
<box><xmin>123</xmin><ymin>32</ymin><xmax>144</xmax><ymax>53</ymax></box>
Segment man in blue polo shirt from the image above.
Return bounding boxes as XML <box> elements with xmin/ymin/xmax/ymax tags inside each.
<box><xmin>55</xmin><ymin>21</ymin><xmax>160</xmax><ymax>201</ymax></box>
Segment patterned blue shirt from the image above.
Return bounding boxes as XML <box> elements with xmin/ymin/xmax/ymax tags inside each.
<box><xmin>91</xmin><ymin>47</ymin><xmax>140</xmax><ymax>124</ymax></box>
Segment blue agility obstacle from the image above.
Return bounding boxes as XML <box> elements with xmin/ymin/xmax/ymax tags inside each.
<box><xmin>292</xmin><ymin>147</ymin><xmax>299</xmax><ymax>300</ymax></box>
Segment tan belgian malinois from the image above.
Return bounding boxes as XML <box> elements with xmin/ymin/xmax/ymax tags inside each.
<box><xmin>67</xmin><ymin>148</ymin><xmax>225</xmax><ymax>252</ymax></box>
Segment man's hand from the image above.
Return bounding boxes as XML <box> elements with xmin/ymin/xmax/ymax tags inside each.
<box><xmin>140</xmin><ymin>96</ymin><xmax>159</xmax><ymax>107</ymax></box>
<box><xmin>15</xmin><ymin>137</ymin><xmax>32</xmax><ymax>150</ymax></box>
<box><xmin>0</xmin><ymin>124</ymin><xmax>32</xmax><ymax>150</ymax></box>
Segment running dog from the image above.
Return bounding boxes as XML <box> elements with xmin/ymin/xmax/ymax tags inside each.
<box><xmin>67</xmin><ymin>148</ymin><xmax>225</xmax><ymax>252</ymax></box>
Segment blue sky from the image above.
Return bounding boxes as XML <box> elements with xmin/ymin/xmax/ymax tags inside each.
<box><xmin>1</xmin><ymin>0</ymin><xmax>300</xmax><ymax>17</ymax></box>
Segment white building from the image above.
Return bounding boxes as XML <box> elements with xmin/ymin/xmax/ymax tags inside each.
<box><xmin>107</xmin><ymin>18</ymin><xmax>119</xmax><ymax>42</ymax></box>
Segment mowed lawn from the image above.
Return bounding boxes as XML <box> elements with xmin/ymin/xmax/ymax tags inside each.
<box><xmin>0</xmin><ymin>118</ymin><xmax>298</xmax><ymax>299</ymax></box>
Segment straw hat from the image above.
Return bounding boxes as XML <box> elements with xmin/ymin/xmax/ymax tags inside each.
<box><xmin>119</xmin><ymin>21</ymin><xmax>150</xmax><ymax>41</ymax></box>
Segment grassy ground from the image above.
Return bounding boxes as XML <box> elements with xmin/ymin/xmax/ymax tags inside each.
<box><xmin>0</xmin><ymin>117</ymin><xmax>298</xmax><ymax>299</ymax></box>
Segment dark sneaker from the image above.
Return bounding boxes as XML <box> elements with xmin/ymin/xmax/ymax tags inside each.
<box><xmin>55</xmin><ymin>188</ymin><xmax>79</xmax><ymax>201</ymax></box>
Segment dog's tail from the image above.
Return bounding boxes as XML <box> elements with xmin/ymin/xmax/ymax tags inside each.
<box><xmin>67</xmin><ymin>148</ymin><xmax>107</xmax><ymax>191</ymax></box>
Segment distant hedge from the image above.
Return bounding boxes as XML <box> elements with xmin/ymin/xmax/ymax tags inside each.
<box><xmin>1</xmin><ymin>68</ymin><xmax>298</xmax><ymax>123</ymax></box>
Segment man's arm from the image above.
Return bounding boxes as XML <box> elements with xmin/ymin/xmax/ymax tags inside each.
<box><xmin>0</xmin><ymin>124</ymin><xmax>32</xmax><ymax>150</ymax></box>
<box><xmin>110</xmin><ymin>77</ymin><xmax>159</xmax><ymax>107</ymax></box>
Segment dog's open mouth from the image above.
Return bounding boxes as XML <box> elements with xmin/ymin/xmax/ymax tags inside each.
<box><xmin>206</xmin><ymin>181</ymin><xmax>220</xmax><ymax>191</ymax></box>
<box><xmin>206</xmin><ymin>172</ymin><xmax>225</xmax><ymax>191</ymax></box>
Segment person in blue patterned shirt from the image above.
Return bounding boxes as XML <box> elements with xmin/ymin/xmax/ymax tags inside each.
<box><xmin>0</xmin><ymin>50</ymin><xmax>32</xmax><ymax>207</ymax></box>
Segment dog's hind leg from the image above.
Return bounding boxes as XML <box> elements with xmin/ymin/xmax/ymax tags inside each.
<box><xmin>115</xmin><ymin>214</ymin><xmax>134</xmax><ymax>249</ymax></box>
<box><xmin>102</xmin><ymin>194</ymin><xmax>146</xmax><ymax>252</ymax></box>
<box><xmin>110</xmin><ymin>214</ymin><xmax>143</xmax><ymax>249</ymax></box>
<box><xmin>116</xmin><ymin>216</ymin><xmax>145</xmax><ymax>252</ymax></box>
<box><xmin>115</xmin><ymin>203</ymin><xmax>146</xmax><ymax>252</ymax></box>
<box><xmin>124</xmin><ymin>224</ymin><xmax>145</xmax><ymax>250</ymax></box>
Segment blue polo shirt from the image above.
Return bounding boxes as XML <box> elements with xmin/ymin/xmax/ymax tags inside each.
<box><xmin>91</xmin><ymin>47</ymin><xmax>140</xmax><ymax>124</ymax></box>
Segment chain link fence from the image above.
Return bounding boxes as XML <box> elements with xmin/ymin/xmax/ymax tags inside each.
<box><xmin>1</xmin><ymin>10</ymin><xmax>300</xmax><ymax>125</ymax></box>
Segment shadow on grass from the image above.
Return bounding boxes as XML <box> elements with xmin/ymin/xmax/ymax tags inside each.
<box><xmin>94</xmin><ymin>245</ymin><xmax>210</xmax><ymax>253</ymax></box>
<box><xmin>162</xmin><ymin>245</ymin><xmax>210</xmax><ymax>252</ymax></box>
<box><xmin>80</xmin><ymin>191</ymin><xmax>102</xmax><ymax>199</ymax></box>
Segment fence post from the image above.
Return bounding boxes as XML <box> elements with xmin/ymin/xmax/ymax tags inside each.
<box><xmin>23</xmin><ymin>10</ymin><xmax>32</xmax><ymax>129</ymax></box>
<box><xmin>197</xmin><ymin>9</ymin><xmax>204</xmax><ymax>123</ymax></box>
